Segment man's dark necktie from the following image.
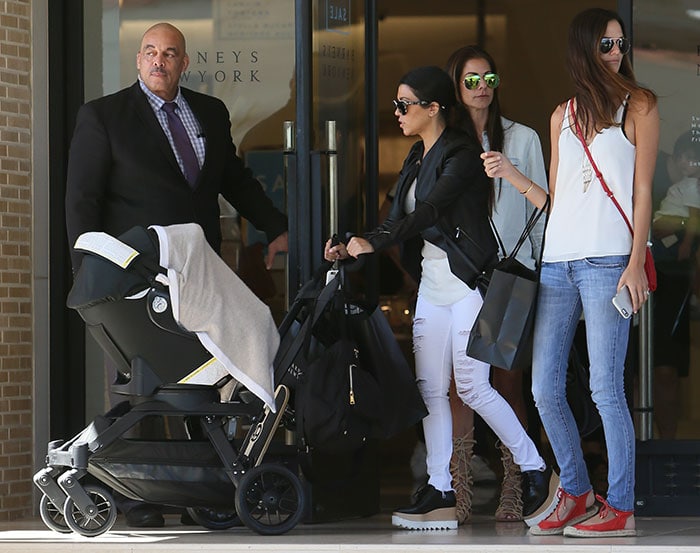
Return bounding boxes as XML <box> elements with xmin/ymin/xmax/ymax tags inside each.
<box><xmin>162</xmin><ymin>102</ymin><xmax>200</xmax><ymax>187</ymax></box>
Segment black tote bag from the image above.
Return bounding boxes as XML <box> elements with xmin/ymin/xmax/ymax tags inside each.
<box><xmin>466</xmin><ymin>197</ymin><xmax>549</xmax><ymax>371</ymax></box>
<box><xmin>346</xmin><ymin>303</ymin><xmax>428</xmax><ymax>438</ymax></box>
<box><xmin>282</xmin><ymin>270</ymin><xmax>383</xmax><ymax>453</ymax></box>
<box><xmin>279</xmin><ymin>265</ymin><xmax>426</xmax><ymax>452</ymax></box>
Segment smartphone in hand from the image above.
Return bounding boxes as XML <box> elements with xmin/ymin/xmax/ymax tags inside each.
<box><xmin>612</xmin><ymin>286</ymin><xmax>633</xmax><ymax>319</ymax></box>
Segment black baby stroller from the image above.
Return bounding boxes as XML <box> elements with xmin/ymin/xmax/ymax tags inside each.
<box><xmin>33</xmin><ymin>224</ymin><xmax>305</xmax><ymax>537</ymax></box>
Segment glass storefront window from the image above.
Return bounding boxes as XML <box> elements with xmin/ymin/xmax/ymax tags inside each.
<box><xmin>80</xmin><ymin>0</ymin><xmax>700</xmax><ymax>442</ymax></box>
<box><xmin>635</xmin><ymin>0</ymin><xmax>700</xmax><ymax>440</ymax></box>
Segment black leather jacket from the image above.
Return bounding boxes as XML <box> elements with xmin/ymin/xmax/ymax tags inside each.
<box><xmin>366</xmin><ymin>128</ymin><xmax>497</xmax><ymax>289</ymax></box>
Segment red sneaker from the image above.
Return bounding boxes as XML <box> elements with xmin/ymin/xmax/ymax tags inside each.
<box><xmin>563</xmin><ymin>495</ymin><xmax>636</xmax><ymax>538</ymax></box>
<box><xmin>529</xmin><ymin>487</ymin><xmax>597</xmax><ymax>536</ymax></box>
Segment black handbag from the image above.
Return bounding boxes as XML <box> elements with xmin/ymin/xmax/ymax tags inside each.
<box><xmin>466</xmin><ymin>196</ymin><xmax>549</xmax><ymax>371</ymax></box>
<box><xmin>290</xmin><ymin>271</ymin><xmax>383</xmax><ymax>454</ymax></box>
<box><xmin>346</xmin><ymin>301</ymin><xmax>428</xmax><ymax>439</ymax></box>
<box><xmin>280</xmin><ymin>263</ymin><xmax>426</xmax><ymax>453</ymax></box>
<box><xmin>434</xmin><ymin>228</ymin><xmax>495</xmax><ymax>297</ymax></box>
<box><xmin>296</xmin><ymin>335</ymin><xmax>382</xmax><ymax>453</ymax></box>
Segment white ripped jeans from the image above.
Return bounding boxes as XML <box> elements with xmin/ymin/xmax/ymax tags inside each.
<box><xmin>413</xmin><ymin>288</ymin><xmax>545</xmax><ymax>492</ymax></box>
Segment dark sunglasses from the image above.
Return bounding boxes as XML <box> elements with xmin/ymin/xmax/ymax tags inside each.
<box><xmin>393</xmin><ymin>98</ymin><xmax>430</xmax><ymax>115</ymax></box>
<box><xmin>463</xmin><ymin>72</ymin><xmax>500</xmax><ymax>90</ymax></box>
<box><xmin>600</xmin><ymin>37</ymin><xmax>630</xmax><ymax>55</ymax></box>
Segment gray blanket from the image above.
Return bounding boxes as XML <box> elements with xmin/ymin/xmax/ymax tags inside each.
<box><xmin>152</xmin><ymin>224</ymin><xmax>278</xmax><ymax>410</ymax></box>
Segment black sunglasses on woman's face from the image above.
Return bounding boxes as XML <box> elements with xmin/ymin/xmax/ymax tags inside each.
<box><xmin>393</xmin><ymin>98</ymin><xmax>430</xmax><ymax>115</ymax></box>
<box><xmin>600</xmin><ymin>37</ymin><xmax>630</xmax><ymax>54</ymax></box>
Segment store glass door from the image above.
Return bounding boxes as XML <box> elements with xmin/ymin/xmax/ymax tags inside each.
<box><xmin>284</xmin><ymin>0</ymin><xmax>369</xmax><ymax>294</ymax></box>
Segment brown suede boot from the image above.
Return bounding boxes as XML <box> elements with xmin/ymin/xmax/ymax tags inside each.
<box><xmin>450</xmin><ymin>434</ymin><xmax>475</xmax><ymax>524</ymax></box>
<box><xmin>495</xmin><ymin>440</ymin><xmax>523</xmax><ymax>522</ymax></box>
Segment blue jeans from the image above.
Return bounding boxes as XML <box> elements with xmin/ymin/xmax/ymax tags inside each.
<box><xmin>531</xmin><ymin>256</ymin><xmax>635</xmax><ymax>512</ymax></box>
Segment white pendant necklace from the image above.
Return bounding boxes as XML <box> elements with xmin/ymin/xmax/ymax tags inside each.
<box><xmin>582</xmin><ymin>153</ymin><xmax>593</xmax><ymax>193</ymax></box>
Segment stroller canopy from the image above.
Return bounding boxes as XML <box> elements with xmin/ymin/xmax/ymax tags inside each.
<box><xmin>67</xmin><ymin>226</ymin><xmax>161</xmax><ymax>310</ymax></box>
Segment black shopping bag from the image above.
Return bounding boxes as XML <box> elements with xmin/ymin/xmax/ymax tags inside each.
<box><xmin>466</xmin><ymin>257</ymin><xmax>538</xmax><ymax>370</ymax></box>
<box><xmin>466</xmin><ymin>197</ymin><xmax>549</xmax><ymax>371</ymax></box>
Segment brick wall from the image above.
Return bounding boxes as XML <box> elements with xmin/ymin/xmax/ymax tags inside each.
<box><xmin>0</xmin><ymin>0</ymin><xmax>33</xmax><ymax>521</ymax></box>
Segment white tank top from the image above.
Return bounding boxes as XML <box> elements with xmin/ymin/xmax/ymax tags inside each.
<box><xmin>544</xmin><ymin>100</ymin><xmax>635</xmax><ymax>262</ymax></box>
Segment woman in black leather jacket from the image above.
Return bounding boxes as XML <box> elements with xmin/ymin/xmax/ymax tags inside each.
<box><xmin>325</xmin><ymin>66</ymin><xmax>553</xmax><ymax>531</ymax></box>
<box><xmin>363</xmin><ymin>114</ymin><xmax>497</xmax><ymax>289</ymax></box>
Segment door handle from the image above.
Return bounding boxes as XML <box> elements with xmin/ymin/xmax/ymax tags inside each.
<box><xmin>326</xmin><ymin>120</ymin><xmax>338</xmax><ymax>238</ymax></box>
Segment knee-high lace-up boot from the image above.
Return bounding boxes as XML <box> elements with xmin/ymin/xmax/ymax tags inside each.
<box><xmin>450</xmin><ymin>434</ymin><xmax>475</xmax><ymax>524</ymax></box>
<box><xmin>495</xmin><ymin>440</ymin><xmax>523</xmax><ymax>522</ymax></box>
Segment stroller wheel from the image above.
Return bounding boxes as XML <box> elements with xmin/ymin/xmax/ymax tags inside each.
<box><xmin>63</xmin><ymin>484</ymin><xmax>117</xmax><ymax>537</ymax></box>
<box><xmin>235</xmin><ymin>464</ymin><xmax>304</xmax><ymax>535</ymax></box>
<box><xmin>39</xmin><ymin>495</ymin><xmax>71</xmax><ymax>534</ymax></box>
<box><xmin>185</xmin><ymin>506</ymin><xmax>241</xmax><ymax>530</ymax></box>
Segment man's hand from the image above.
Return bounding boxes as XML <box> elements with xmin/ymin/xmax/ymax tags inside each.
<box><xmin>325</xmin><ymin>238</ymin><xmax>349</xmax><ymax>261</ymax></box>
<box><xmin>265</xmin><ymin>231</ymin><xmax>288</xmax><ymax>269</ymax></box>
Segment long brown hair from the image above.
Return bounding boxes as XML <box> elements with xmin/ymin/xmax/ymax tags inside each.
<box><xmin>445</xmin><ymin>45</ymin><xmax>501</xmax><ymax>210</ymax></box>
<box><xmin>567</xmin><ymin>8</ymin><xmax>656</xmax><ymax>135</ymax></box>
<box><xmin>445</xmin><ymin>45</ymin><xmax>505</xmax><ymax>155</ymax></box>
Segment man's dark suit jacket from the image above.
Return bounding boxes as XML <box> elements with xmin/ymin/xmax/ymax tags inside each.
<box><xmin>65</xmin><ymin>82</ymin><xmax>287</xmax><ymax>270</ymax></box>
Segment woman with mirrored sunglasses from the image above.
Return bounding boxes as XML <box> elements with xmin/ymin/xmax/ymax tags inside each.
<box><xmin>325</xmin><ymin>66</ymin><xmax>509</xmax><ymax>530</ymax></box>
<box><xmin>444</xmin><ymin>44</ymin><xmax>556</xmax><ymax>526</ymax></box>
<box><xmin>482</xmin><ymin>7</ymin><xmax>658</xmax><ymax>538</ymax></box>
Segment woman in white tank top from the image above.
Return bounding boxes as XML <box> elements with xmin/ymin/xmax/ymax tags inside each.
<box><xmin>480</xmin><ymin>7</ymin><xmax>658</xmax><ymax>539</ymax></box>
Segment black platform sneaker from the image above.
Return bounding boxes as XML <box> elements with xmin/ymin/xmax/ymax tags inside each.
<box><xmin>392</xmin><ymin>484</ymin><xmax>458</xmax><ymax>530</ymax></box>
<box><xmin>522</xmin><ymin>465</ymin><xmax>561</xmax><ymax>527</ymax></box>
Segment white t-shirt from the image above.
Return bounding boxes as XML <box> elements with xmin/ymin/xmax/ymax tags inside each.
<box><xmin>654</xmin><ymin>177</ymin><xmax>700</xmax><ymax>219</ymax></box>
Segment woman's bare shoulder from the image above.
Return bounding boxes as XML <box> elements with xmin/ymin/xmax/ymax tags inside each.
<box><xmin>627</xmin><ymin>89</ymin><xmax>658</xmax><ymax>117</ymax></box>
<box><xmin>550</xmin><ymin>101</ymin><xmax>568</xmax><ymax>127</ymax></box>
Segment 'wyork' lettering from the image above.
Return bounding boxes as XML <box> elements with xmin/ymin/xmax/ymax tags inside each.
<box><xmin>180</xmin><ymin>70</ymin><xmax>260</xmax><ymax>83</ymax></box>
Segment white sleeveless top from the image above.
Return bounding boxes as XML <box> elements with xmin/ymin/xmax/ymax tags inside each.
<box><xmin>544</xmin><ymin>100</ymin><xmax>635</xmax><ymax>262</ymax></box>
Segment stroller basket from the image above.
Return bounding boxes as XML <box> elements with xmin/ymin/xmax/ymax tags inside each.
<box><xmin>88</xmin><ymin>438</ymin><xmax>236</xmax><ymax>508</ymax></box>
